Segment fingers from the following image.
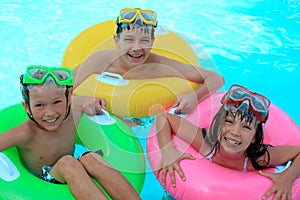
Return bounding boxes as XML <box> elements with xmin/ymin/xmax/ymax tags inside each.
<box><xmin>99</xmin><ymin>98</ymin><xmax>106</xmax><ymax>109</ymax></box>
<box><xmin>173</xmin><ymin>99</ymin><xmax>180</xmax><ymax>108</ymax></box>
<box><xmin>168</xmin><ymin>167</ymin><xmax>176</xmax><ymax>187</ymax></box>
<box><xmin>262</xmin><ymin>187</ymin><xmax>275</xmax><ymax>200</ymax></box>
<box><xmin>156</xmin><ymin>155</ymin><xmax>195</xmax><ymax>187</ymax></box>
<box><xmin>175</xmin><ymin>106</ymin><xmax>182</xmax><ymax>114</ymax></box>
<box><xmin>159</xmin><ymin>165</ymin><xmax>178</xmax><ymax>187</ymax></box>
<box><xmin>160</xmin><ymin>167</ymin><xmax>167</xmax><ymax>186</ymax></box>
<box><xmin>173</xmin><ymin>163</ymin><xmax>186</xmax><ymax>183</ymax></box>
<box><xmin>82</xmin><ymin>98</ymin><xmax>107</xmax><ymax>115</ymax></box>
<box><xmin>183</xmin><ymin>153</ymin><xmax>196</xmax><ymax>160</ymax></box>
<box><xmin>259</xmin><ymin>170</ymin><xmax>274</xmax><ymax>180</ymax></box>
<box><xmin>174</xmin><ymin>102</ymin><xmax>194</xmax><ymax>114</ymax></box>
<box><xmin>95</xmin><ymin>100</ymin><xmax>104</xmax><ymax>114</ymax></box>
<box><xmin>260</xmin><ymin>170</ymin><xmax>292</xmax><ymax>200</ymax></box>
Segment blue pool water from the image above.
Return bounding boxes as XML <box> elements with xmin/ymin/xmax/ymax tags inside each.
<box><xmin>0</xmin><ymin>0</ymin><xmax>299</xmax><ymax>199</ymax></box>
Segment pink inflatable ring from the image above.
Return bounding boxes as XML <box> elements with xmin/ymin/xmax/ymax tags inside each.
<box><xmin>147</xmin><ymin>92</ymin><xmax>300</xmax><ymax>200</ymax></box>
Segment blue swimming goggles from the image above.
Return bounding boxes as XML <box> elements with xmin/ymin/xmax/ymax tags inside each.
<box><xmin>117</xmin><ymin>8</ymin><xmax>158</xmax><ymax>27</ymax></box>
<box><xmin>221</xmin><ymin>84</ymin><xmax>270</xmax><ymax>123</ymax></box>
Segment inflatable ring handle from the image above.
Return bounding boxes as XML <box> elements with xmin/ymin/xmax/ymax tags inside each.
<box><xmin>86</xmin><ymin>109</ymin><xmax>117</xmax><ymax>125</ymax></box>
<box><xmin>0</xmin><ymin>152</ymin><xmax>20</xmax><ymax>181</ymax></box>
<box><xmin>96</xmin><ymin>72</ymin><xmax>129</xmax><ymax>86</ymax></box>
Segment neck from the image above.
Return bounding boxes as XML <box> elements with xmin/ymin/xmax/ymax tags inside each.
<box><xmin>213</xmin><ymin>147</ymin><xmax>247</xmax><ymax>171</ymax></box>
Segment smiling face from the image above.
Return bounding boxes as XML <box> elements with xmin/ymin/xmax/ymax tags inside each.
<box><xmin>114</xmin><ymin>24</ymin><xmax>154</xmax><ymax>67</ymax></box>
<box><xmin>219</xmin><ymin>111</ymin><xmax>257</xmax><ymax>157</ymax></box>
<box><xmin>23</xmin><ymin>85</ymin><xmax>70</xmax><ymax>131</ymax></box>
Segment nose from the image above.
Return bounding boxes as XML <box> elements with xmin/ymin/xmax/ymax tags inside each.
<box><xmin>45</xmin><ymin>105</ymin><xmax>55</xmax><ymax>116</ymax></box>
<box><xmin>230</xmin><ymin>123</ymin><xmax>241</xmax><ymax>136</ymax></box>
<box><xmin>131</xmin><ymin>40</ymin><xmax>142</xmax><ymax>51</ymax></box>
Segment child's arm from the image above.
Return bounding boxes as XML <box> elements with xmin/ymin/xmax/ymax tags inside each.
<box><xmin>155</xmin><ymin>113</ymin><xmax>204</xmax><ymax>187</ymax></box>
<box><xmin>0</xmin><ymin>123</ymin><xmax>32</xmax><ymax>151</ymax></box>
<box><xmin>260</xmin><ymin>145</ymin><xmax>300</xmax><ymax>200</ymax></box>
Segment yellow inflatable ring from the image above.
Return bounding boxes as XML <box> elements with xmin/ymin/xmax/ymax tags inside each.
<box><xmin>62</xmin><ymin>20</ymin><xmax>201</xmax><ymax>117</ymax></box>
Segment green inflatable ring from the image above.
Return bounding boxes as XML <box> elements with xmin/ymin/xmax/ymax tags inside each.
<box><xmin>0</xmin><ymin>103</ymin><xmax>145</xmax><ymax>199</ymax></box>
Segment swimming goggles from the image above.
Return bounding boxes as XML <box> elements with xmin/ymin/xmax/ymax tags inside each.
<box><xmin>22</xmin><ymin>65</ymin><xmax>73</xmax><ymax>87</ymax></box>
<box><xmin>221</xmin><ymin>84</ymin><xmax>270</xmax><ymax>123</ymax></box>
<box><xmin>117</xmin><ymin>8</ymin><xmax>158</xmax><ymax>27</ymax></box>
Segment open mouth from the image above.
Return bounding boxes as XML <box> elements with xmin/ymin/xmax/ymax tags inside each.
<box><xmin>44</xmin><ymin>117</ymin><xmax>58</xmax><ymax>123</ymax></box>
<box><xmin>225</xmin><ymin>137</ymin><xmax>241</xmax><ymax>145</ymax></box>
<box><xmin>128</xmin><ymin>53</ymin><xmax>143</xmax><ymax>60</ymax></box>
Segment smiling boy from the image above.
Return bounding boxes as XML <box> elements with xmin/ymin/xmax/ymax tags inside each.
<box><xmin>73</xmin><ymin>8</ymin><xmax>224</xmax><ymax>114</ymax></box>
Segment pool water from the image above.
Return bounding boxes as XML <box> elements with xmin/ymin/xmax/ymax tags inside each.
<box><xmin>0</xmin><ymin>0</ymin><xmax>299</xmax><ymax>199</ymax></box>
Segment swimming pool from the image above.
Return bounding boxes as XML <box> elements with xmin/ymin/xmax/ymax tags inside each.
<box><xmin>0</xmin><ymin>0</ymin><xmax>299</xmax><ymax>199</ymax></box>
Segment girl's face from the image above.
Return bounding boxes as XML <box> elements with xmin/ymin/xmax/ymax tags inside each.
<box><xmin>114</xmin><ymin>25</ymin><xmax>154</xmax><ymax>67</ymax></box>
<box><xmin>23</xmin><ymin>85</ymin><xmax>70</xmax><ymax>131</ymax></box>
<box><xmin>219</xmin><ymin>111</ymin><xmax>257</xmax><ymax>156</ymax></box>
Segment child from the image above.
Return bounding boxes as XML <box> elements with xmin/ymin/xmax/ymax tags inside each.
<box><xmin>73</xmin><ymin>8</ymin><xmax>224</xmax><ymax>114</ymax></box>
<box><xmin>155</xmin><ymin>84</ymin><xmax>300</xmax><ymax>200</ymax></box>
<box><xmin>0</xmin><ymin>65</ymin><xmax>140</xmax><ymax>200</ymax></box>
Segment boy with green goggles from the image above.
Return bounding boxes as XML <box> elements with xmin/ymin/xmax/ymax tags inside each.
<box><xmin>8</xmin><ymin>65</ymin><xmax>140</xmax><ymax>199</ymax></box>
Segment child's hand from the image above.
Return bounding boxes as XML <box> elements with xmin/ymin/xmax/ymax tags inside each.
<box><xmin>82</xmin><ymin>97</ymin><xmax>106</xmax><ymax>115</ymax></box>
<box><xmin>155</xmin><ymin>147</ymin><xmax>195</xmax><ymax>187</ymax></box>
<box><xmin>173</xmin><ymin>93</ymin><xmax>197</xmax><ymax>114</ymax></box>
<box><xmin>259</xmin><ymin>170</ymin><xmax>292</xmax><ymax>200</ymax></box>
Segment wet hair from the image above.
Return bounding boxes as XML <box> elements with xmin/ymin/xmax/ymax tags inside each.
<box><xmin>19</xmin><ymin>71</ymin><xmax>71</xmax><ymax>121</ymax></box>
<box><xmin>204</xmin><ymin>105</ymin><xmax>270</xmax><ymax>170</ymax></box>
<box><xmin>116</xmin><ymin>18</ymin><xmax>155</xmax><ymax>38</ymax></box>
<box><xmin>20</xmin><ymin>75</ymin><xmax>67</xmax><ymax>104</ymax></box>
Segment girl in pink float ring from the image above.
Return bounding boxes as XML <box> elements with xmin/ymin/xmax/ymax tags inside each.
<box><xmin>154</xmin><ymin>84</ymin><xmax>300</xmax><ymax>200</ymax></box>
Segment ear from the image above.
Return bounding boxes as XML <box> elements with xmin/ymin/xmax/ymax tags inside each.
<box><xmin>113</xmin><ymin>34</ymin><xmax>119</xmax><ymax>47</ymax></box>
<box><xmin>67</xmin><ymin>87</ymin><xmax>73</xmax><ymax>105</ymax></box>
<box><xmin>22</xmin><ymin>101</ymin><xmax>31</xmax><ymax>115</ymax></box>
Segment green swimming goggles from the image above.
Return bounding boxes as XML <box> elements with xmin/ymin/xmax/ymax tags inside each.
<box><xmin>22</xmin><ymin>65</ymin><xmax>73</xmax><ymax>87</ymax></box>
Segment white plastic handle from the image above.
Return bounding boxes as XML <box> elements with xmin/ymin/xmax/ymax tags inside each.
<box><xmin>96</xmin><ymin>72</ymin><xmax>129</xmax><ymax>86</ymax></box>
<box><xmin>87</xmin><ymin>109</ymin><xmax>116</xmax><ymax>125</ymax></box>
<box><xmin>0</xmin><ymin>152</ymin><xmax>20</xmax><ymax>181</ymax></box>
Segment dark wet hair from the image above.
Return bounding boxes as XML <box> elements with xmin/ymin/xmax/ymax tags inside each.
<box><xmin>204</xmin><ymin>105</ymin><xmax>270</xmax><ymax>170</ymax></box>
<box><xmin>116</xmin><ymin>18</ymin><xmax>155</xmax><ymax>38</ymax></box>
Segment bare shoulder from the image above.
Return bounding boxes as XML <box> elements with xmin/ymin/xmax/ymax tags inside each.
<box><xmin>18</xmin><ymin>120</ymin><xmax>36</xmax><ymax>139</ymax></box>
<box><xmin>0</xmin><ymin>120</ymin><xmax>35</xmax><ymax>148</ymax></box>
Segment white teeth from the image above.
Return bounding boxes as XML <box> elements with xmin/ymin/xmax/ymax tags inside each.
<box><xmin>129</xmin><ymin>54</ymin><xmax>142</xmax><ymax>58</ymax></box>
<box><xmin>226</xmin><ymin>138</ymin><xmax>241</xmax><ymax>145</ymax></box>
<box><xmin>46</xmin><ymin>118</ymin><xmax>56</xmax><ymax>123</ymax></box>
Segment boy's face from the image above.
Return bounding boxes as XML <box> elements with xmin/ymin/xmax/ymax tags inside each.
<box><xmin>23</xmin><ymin>85</ymin><xmax>70</xmax><ymax>131</ymax></box>
<box><xmin>114</xmin><ymin>25</ymin><xmax>154</xmax><ymax>67</ymax></box>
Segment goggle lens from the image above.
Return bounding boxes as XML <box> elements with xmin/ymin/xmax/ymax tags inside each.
<box><xmin>120</xmin><ymin>11</ymin><xmax>136</xmax><ymax>20</ymax></box>
<box><xmin>140</xmin><ymin>11</ymin><xmax>156</xmax><ymax>22</ymax></box>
